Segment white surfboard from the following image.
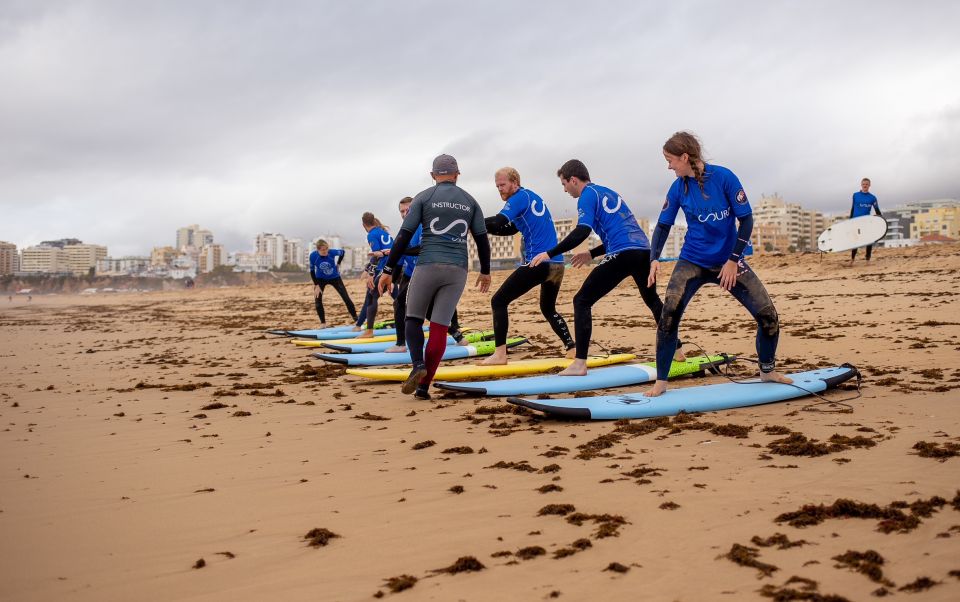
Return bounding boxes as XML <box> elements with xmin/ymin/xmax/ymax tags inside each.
<box><xmin>817</xmin><ymin>215</ymin><xmax>887</xmax><ymax>253</ymax></box>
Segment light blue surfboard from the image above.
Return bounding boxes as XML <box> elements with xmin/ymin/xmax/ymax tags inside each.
<box><xmin>435</xmin><ymin>355</ymin><xmax>729</xmax><ymax>396</ymax></box>
<box><xmin>507</xmin><ymin>365</ymin><xmax>858</xmax><ymax>420</ymax></box>
<box><xmin>314</xmin><ymin>338</ymin><xmax>526</xmax><ymax>366</ymax></box>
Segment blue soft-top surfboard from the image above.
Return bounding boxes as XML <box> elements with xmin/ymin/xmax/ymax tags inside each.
<box><xmin>268</xmin><ymin>321</ymin><xmax>395</xmax><ymax>337</ymax></box>
<box><xmin>314</xmin><ymin>338</ymin><xmax>526</xmax><ymax>366</ymax></box>
<box><xmin>435</xmin><ymin>355</ymin><xmax>728</xmax><ymax>396</ymax></box>
<box><xmin>507</xmin><ymin>365</ymin><xmax>858</xmax><ymax>420</ymax></box>
<box><xmin>290</xmin><ymin>326</ymin><xmax>414</xmax><ymax>340</ymax></box>
<box><xmin>323</xmin><ymin>330</ymin><xmax>494</xmax><ymax>353</ymax></box>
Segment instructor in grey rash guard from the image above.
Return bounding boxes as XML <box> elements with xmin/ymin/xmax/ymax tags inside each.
<box><xmin>378</xmin><ymin>154</ymin><xmax>491</xmax><ymax>400</ymax></box>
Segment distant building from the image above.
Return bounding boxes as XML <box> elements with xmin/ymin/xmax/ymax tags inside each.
<box><xmin>198</xmin><ymin>244</ymin><xmax>224</xmax><ymax>273</ymax></box>
<box><xmin>176</xmin><ymin>224</ymin><xmax>214</xmax><ymax>251</ymax></box>
<box><xmin>151</xmin><ymin>246</ymin><xmax>178</xmax><ymax>267</ymax></box>
<box><xmin>20</xmin><ymin>245</ymin><xmax>68</xmax><ymax>273</ymax></box>
<box><xmin>752</xmin><ymin>193</ymin><xmax>828</xmax><ymax>252</ymax></box>
<box><xmin>284</xmin><ymin>238</ymin><xmax>306</xmax><ymax>269</ymax></box>
<box><xmin>0</xmin><ymin>241</ymin><xmax>17</xmax><ymax>276</ymax></box>
<box><xmin>660</xmin><ymin>223</ymin><xmax>687</xmax><ymax>258</ymax></box>
<box><xmin>96</xmin><ymin>256</ymin><xmax>150</xmax><ymax>275</ymax></box>
<box><xmin>169</xmin><ymin>255</ymin><xmax>198</xmax><ymax>279</ymax></box>
<box><xmin>881</xmin><ymin>199</ymin><xmax>958</xmax><ymax>247</ymax></box>
<box><xmin>255</xmin><ymin>233</ymin><xmax>286</xmax><ymax>268</ymax></box>
<box><xmin>64</xmin><ymin>244</ymin><xmax>108</xmax><ymax>275</ymax></box>
<box><xmin>232</xmin><ymin>251</ymin><xmax>273</xmax><ymax>272</ymax></box>
<box><xmin>910</xmin><ymin>206</ymin><xmax>960</xmax><ymax>240</ymax></box>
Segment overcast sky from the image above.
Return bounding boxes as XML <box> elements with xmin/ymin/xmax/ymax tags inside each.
<box><xmin>2</xmin><ymin>0</ymin><xmax>958</xmax><ymax>256</ymax></box>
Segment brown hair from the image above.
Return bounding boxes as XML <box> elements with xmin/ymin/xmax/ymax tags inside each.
<box><xmin>861</xmin><ymin>178</ymin><xmax>871</xmax><ymax>184</ymax></box>
<box><xmin>556</xmin><ymin>159</ymin><xmax>590</xmax><ymax>182</ymax></box>
<box><xmin>361</xmin><ymin>211</ymin><xmax>388</xmax><ymax>230</ymax></box>
<box><xmin>663</xmin><ymin>131</ymin><xmax>707</xmax><ymax>197</ymax></box>
<box><xmin>398</xmin><ymin>196</ymin><xmax>413</xmax><ymax>206</ymax></box>
<box><xmin>495</xmin><ymin>167</ymin><xmax>521</xmax><ymax>186</ymax></box>
<box><xmin>315</xmin><ymin>238</ymin><xmax>327</xmax><ymax>248</ymax></box>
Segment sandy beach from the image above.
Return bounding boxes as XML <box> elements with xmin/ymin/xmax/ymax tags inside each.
<box><xmin>1</xmin><ymin>244</ymin><xmax>959</xmax><ymax>602</ymax></box>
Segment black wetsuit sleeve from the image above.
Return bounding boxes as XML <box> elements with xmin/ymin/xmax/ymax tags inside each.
<box><xmin>874</xmin><ymin>203</ymin><xmax>883</xmax><ymax>218</ymax></box>
<box><xmin>728</xmin><ymin>214</ymin><xmax>753</xmax><ymax>262</ymax></box>
<box><xmin>336</xmin><ymin>253</ymin><xmax>344</xmax><ymax>267</ymax></box>
<box><xmin>650</xmin><ymin>222</ymin><xmax>671</xmax><ymax>261</ymax></box>
<box><xmin>403</xmin><ymin>245</ymin><xmax>421</xmax><ymax>257</ymax></box>
<box><xmin>310</xmin><ymin>272</ymin><xmax>321</xmax><ymax>285</ymax></box>
<box><xmin>485</xmin><ymin>214</ymin><xmax>520</xmax><ymax>236</ymax></box>
<box><xmin>589</xmin><ymin>244</ymin><xmax>606</xmax><ymax>259</ymax></box>
<box><xmin>384</xmin><ymin>228</ymin><xmax>414</xmax><ymax>272</ymax></box>
<box><xmin>545</xmin><ymin>224</ymin><xmax>591</xmax><ymax>258</ymax></box>
<box><xmin>473</xmin><ymin>232</ymin><xmax>491</xmax><ymax>275</ymax></box>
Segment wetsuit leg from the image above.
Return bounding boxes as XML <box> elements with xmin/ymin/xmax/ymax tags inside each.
<box><xmin>393</xmin><ymin>273</ymin><xmax>410</xmax><ymax>347</ymax></box>
<box><xmin>654</xmin><ymin>260</ymin><xmax>710</xmax><ymax>380</ymax></box>
<box><xmin>865</xmin><ymin>244</ymin><xmax>873</xmax><ymax>261</ymax></box>
<box><xmin>363</xmin><ymin>274</ymin><xmax>383</xmax><ymax>330</ymax></box>
<box><xmin>355</xmin><ymin>295</ymin><xmax>369</xmax><ymax>327</ymax></box>
<box><xmin>539</xmin><ymin>263</ymin><xmax>575</xmax><ymax>350</ymax></box>
<box><xmin>329</xmin><ymin>277</ymin><xmax>358</xmax><ymax>321</ymax></box>
<box><xmin>491</xmin><ymin>264</ymin><xmax>549</xmax><ymax>347</ymax></box>
<box><xmin>850</xmin><ymin>248</ymin><xmax>858</xmax><ymax>261</ymax></box>
<box><xmin>314</xmin><ymin>281</ymin><xmax>326</xmax><ymax>323</ymax></box>
<box><xmin>723</xmin><ymin>261</ymin><xmax>781</xmax><ymax>373</ymax></box>
<box><xmin>571</xmin><ymin>252</ymin><xmax>635</xmax><ymax>360</ymax></box>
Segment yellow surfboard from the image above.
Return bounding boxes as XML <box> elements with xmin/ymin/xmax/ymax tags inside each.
<box><xmin>345</xmin><ymin>354</ymin><xmax>637</xmax><ymax>381</ymax></box>
<box><xmin>293</xmin><ymin>333</ymin><xmax>400</xmax><ymax>347</ymax></box>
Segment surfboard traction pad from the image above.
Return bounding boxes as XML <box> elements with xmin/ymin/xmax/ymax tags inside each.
<box><xmin>507</xmin><ymin>363</ymin><xmax>860</xmax><ymax>420</ymax></box>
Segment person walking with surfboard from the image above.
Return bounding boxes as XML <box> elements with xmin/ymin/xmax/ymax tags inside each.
<box><xmin>308</xmin><ymin>238</ymin><xmax>358</xmax><ymax>327</ymax></box>
<box><xmin>529</xmin><ymin>159</ymin><xmax>681</xmax><ymax>376</ymax></box>
<box><xmin>645</xmin><ymin>131</ymin><xmax>792</xmax><ymax>397</ymax></box>
<box><xmin>377</xmin><ymin>154</ymin><xmax>491</xmax><ymax>399</ymax></box>
<box><xmin>355</xmin><ymin>212</ymin><xmax>393</xmax><ymax>338</ymax></box>
<box><xmin>481</xmin><ymin>167</ymin><xmax>575</xmax><ymax>365</ymax></box>
<box><xmin>850</xmin><ymin>178</ymin><xmax>882</xmax><ymax>263</ymax></box>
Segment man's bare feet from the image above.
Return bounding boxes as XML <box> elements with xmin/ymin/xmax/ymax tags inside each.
<box><xmin>480</xmin><ymin>347</ymin><xmax>508</xmax><ymax>365</ymax></box>
<box><xmin>673</xmin><ymin>347</ymin><xmax>686</xmax><ymax>362</ymax></box>
<box><xmin>457</xmin><ymin>338</ymin><xmax>471</xmax><ymax>347</ymax></box>
<box><xmin>350</xmin><ymin>325</ymin><xmax>362</xmax><ymax>332</ymax></box>
<box><xmin>558</xmin><ymin>358</ymin><xmax>588</xmax><ymax>376</ymax></box>
<box><xmin>644</xmin><ymin>380</ymin><xmax>668</xmax><ymax>397</ymax></box>
<box><xmin>759</xmin><ymin>371</ymin><xmax>793</xmax><ymax>385</ymax></box>
<box><xmin>384</xmin><ymin>345</ymin><xmax>407</xmax><ymax>353</ymax></box>
<box><xmin>319</xmin><ymin>322</ymin><xmax>327</xmax><ymax>329</ymax></box>
<box><xmin>564</xmin><ymin>347</ymin><xmax>577</xmax><ymax>359</ymax></box>
<box><xmin>357</xmin><ymin>329</ymin><xmax>375</xmax><ymax>339</ymax></box>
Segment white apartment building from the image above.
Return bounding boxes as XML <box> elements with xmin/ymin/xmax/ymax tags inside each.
<box><xmin>233</xmin><ymin>251</ymin><xmax>273</xmax><ymax>272</ymax></box>
<box><xmin>198</xmin><ymin>244</ymin><xmax>224</xmax><ymax>273</ymax></box>
<box><xmin>20</xmin><ymin>245</ymin><xmax>68</xmax><ymax>273</ymax></box>
<box><xmin>96</xmin><ymin>256</ymin><xmax>150</xmax><ymax>275</ymax></box>
<box><xmin>255</xmin><ymin>233</ymin><xmax>286</xmax><ymax>268</ymax></box>
<box><xmin>285</xmin><ymin>239</ymin><xmax>306</xmax><ymax>269</ymax></box>
<box><xmin>64</xmin><ymin>244</ymin><xmax>108</xmax><ymax>275</ymax></box>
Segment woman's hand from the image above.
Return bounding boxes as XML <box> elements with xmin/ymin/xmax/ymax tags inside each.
<box><xmin>719</xmin><ymin>259</ymin><xmax>739</xmax><ymax>291</ymax></box>
<box><xmin>570</xmin><ymin>251</ymin><xmax>591</xmax><ymax>268</ymax></box>
<box><xmin>647</xmin><ymin>260</ymin><xmax>659</xmax><ymax>288</ymax></box>
<box><xmin>529</xmin><ymin>252</ymin><xmax>550</xmax><ymax>267</ymax></box>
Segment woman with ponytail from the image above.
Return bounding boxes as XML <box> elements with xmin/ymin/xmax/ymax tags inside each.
<box><xmin>356</xmin><ymin>211</ymin><xmax>393</xmax><ymax>338</ymax></box>
<box><xmin>645</xmin><ymin>132</ymin><xmax>792</xmax><ymax>396</ymax></box>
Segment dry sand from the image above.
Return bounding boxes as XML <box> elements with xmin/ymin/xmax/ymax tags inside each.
<box><xmin>1</xmin><ymin>244</ymin><xmax>959</xmax><ymax>601</ymax></box>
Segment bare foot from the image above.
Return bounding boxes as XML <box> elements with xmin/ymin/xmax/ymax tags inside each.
<box><xmin>673</xmin><ymin>347</ymin><xmax>686</xmax><ymax>362</ymax></box>
<box><xmin>480</xmin><ymin>348</ymin><xmax>508</xmax><ymax>365</ymax></box>
<box><xmin>760</xmin><ymin>371</ymin><xmax>793</xmax><ymax>385</ymax></box>
<box><xmin>644</xmin><ymin>380</ymin><xmax>668</xmax><ymax>397</ymax></box>
<box><xmin>564</xmin><ymin>347</ymin><xmax>577</xmax><ymax>359</ymax></box>
<box><xmin>319</xmin><ymin>323</ymin><xmax>327</xmax><ymax>329</ymax></box>
<box><xmin>357</xmin><ymin>329</ymin><xmax>375</xmax><ymax>339</ymax></box>
<box><xmin>384</xmin><ymin>345</ymin><xmax>407</xmax><ymax>353</ymax></box>
<box><xmin>457</xmin><ymin>338</ymin><xmax>471</xmax><ymax>347</ymax></box>
<box><xmin>557</xmin><ymin>359</ymin><xmax>588</xmax><ymax>376</ymax></box>
<box><xmin>350</xmin><ymin>325</ymin><xmax>362</xmax><ymax>332</ymax></box>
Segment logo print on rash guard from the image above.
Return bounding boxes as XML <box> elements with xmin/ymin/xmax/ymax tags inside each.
<box><xmin>602</xmin><ymin>195</ymin><xmax>623</xmax><ymax>214</ymax></box>
<box><xmin>530</xmin><ymin>198</ymin><xmax>546</xmax><ymax>217</ymax></box>
<box><xmin>736</xmin><ymin>189</ymin><xmax>748</xmax><ymax>205</ymax></box>
<box><xmin>380</xmin><ymin>234</ymin><xmax>392</xmax><ymax>245</ymax></box>
<box><xmin>429</xmin><ymin>217</ymin><xmax>469</xmax><ymax>239</ymax></box>
<box><xmin>697</xmin><ymin>208</ymin><xmax>731</xmax><ymax>223</ymax></box>
<box><xmin>319</xmin><ymin>263</ymin><xmax>334</xmax><ymax>275</ymax></box>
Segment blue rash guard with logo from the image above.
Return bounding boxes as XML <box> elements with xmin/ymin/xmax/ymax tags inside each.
<box><xmin>402</xmin><ymin>225</ymin><xmax>423</xmax><ymax>278</ymax></box>
<box><xmin>577</xmin><ymin>183</ymin><xmax>649</xmax><ymax>254</ymax></box>
<box><xmin>310</xmin><ymin>249</ymin><xmax>343</xmax><ymax>280</ymax></box>
<box><xmin>658</xmin><ymin>164</ymin><xmax>752</xmax><ymax>269</ymax></box>
<box><xmin>367</xmin><ymin>226</ymin><xmax>393</xmax><ymax>271</ymax></box>
<box><xmin>499</xmin><ymin>187</ymin><xmax>562</xmax><ymax>263</ymax></box>
<box><xmin>851</xmin><ymin>191</ymin><xmax>880</xmax><ymax>218</ymax></box>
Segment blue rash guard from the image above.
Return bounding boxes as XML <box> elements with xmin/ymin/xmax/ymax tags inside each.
<box><xmin>499</xmin><ymin>187</ymin><xmax>562</xmax><ymax>263</ymax></box>
<box><xmin>658</xmin><ymin>164</ymin><xmax>752</xmax><ymax>269</ymax></box>
<box><xmin>851</xmin><ymin>191</ymin><xmax>880</xmax><ymax>218</ymax></box>
<box><xmin>310</xmin><ymin>249</ymin><xmax>343</xmax><ymax>281</ymax></box>
<box><xmin>367</xmin><ymin>226</ymin><xmax>394</xmax><ymax>271</ymax></box>
<box><xmin>577</xmin><ymin>183</ymin><xmax>649</xmax><ymax>253</ymax></box>
<box><xmin>402</xmin><ymin>225</ymin><xmax>423</xmax><ymax>278</ymax></box>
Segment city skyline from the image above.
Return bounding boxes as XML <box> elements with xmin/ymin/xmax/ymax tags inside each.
<box><xmin>2</xmin><ymin>2</ymin><xmax>959</xmax><ymax>256</ymax></box>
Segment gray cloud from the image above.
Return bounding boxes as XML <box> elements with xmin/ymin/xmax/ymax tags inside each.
<box><xmin>1</xmin><ymin>0</ymin><xmax>958</xmax><ymax>255</ymax></box>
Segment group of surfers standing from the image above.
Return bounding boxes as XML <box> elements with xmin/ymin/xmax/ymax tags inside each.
<box><xmin>308</xmin><ymin>131</ymin><xmax>794</xmax><ymax>400</ymax></box>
